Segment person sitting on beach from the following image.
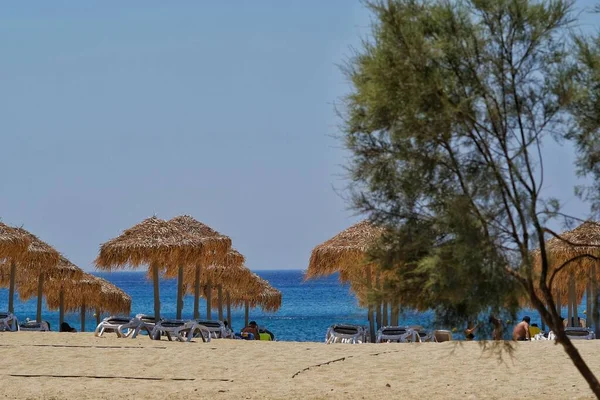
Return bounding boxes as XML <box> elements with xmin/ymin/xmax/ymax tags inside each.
<box><xmin>241</xmin><ymin>321</ymin><xmax>260</xmax><ymax>340</ymax></box>
<box><xmin>258</xmin><ymin>327</ymin><xmax>275</xmax><ymax>341</ymax></box>
<box><xmin>60</xmin><ymin>322</ymin><xmax>77</xmax><ymax>332</ymax></box>
<box><xmin>512</xmin><ymin>316</ymin><xmax>531</xmax><ymax>341</ymax></box>
<box><xmin>529</xmin><ymin>323</ymin><xmax>541</xmax><ymax>338</ymax></box>
<box><xmin>489</xmin><ymin>316</ymin><xmax>503</xmax><ymax>340</ymax></box>
<box><xmin>464</xmin><ymin>321</ymin><xmax>478</xmax><ymax>341</ymax></box>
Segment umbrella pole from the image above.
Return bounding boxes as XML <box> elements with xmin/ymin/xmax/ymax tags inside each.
<box><xmin>96</xmin><ymin>309</ymin><xmax>101</xmax><ymax>327</ymax></box>
<box><xmin>375</xmin><ymin>273</ymin><xmax>382</xmax><ymax>330</ymax></box>
<box><xmin>193</xmin><ymin>264</ymin><xmax>201</xmax><ymax>320</ymax></box>
<box><xmin>556</xmin><ymin>291</ymin><xmax>562</xmax><ymax>317</ymax></box>
<box><xmin>568</xmin><ymin>275</ymin><xmax>575</xmax><ymax>327</ymax></box>
<box><xmin>244</xmin><ymin>300</ymin><xmax>249</xmax><ymax>327</ymax></box>
<box><xmin>217</xmin><ymin>285</ymin><xmax>224</xmax><ymax>321</ymax></box>
<box><xmin>391</xmin><ymin>301</ymin><xmax>399</xmax><ymax>326</ymax></box>
<box><xmin>593</xmin><ymin>264</ymin><xmax>600</xmax><ymax>338</ymax></box>
<box><xmin>36</xmin><ymin>272</ymin><xmax>44</xmax><ymax>322</ymax></box>
<box><xmin>176</xmin><ymin>265</ymin><xmax>184</xmax><ymax>320</ymax></box>
<box><xmin>8</xmin><ymin>261</ymin><xmax>17</xmax><ymax>314</ymax></box>
<box><xmin>206</xmin><ymin>280</ymin><xmax>212</xmax><ymax>320</ymax></box>
<box><xmin>59</xmin><ymin>289</ymin><xmax>64</xmax><ymax>326</ymax></box>
<box><xmin>81</xmin><ymin>302</ymin><xmax>86</xmax><ymax>332</ymax></box>
<box><xmin>152</xmin><ymin>263</ymin><xmax>161</xmax><ymax>322</ymax></box>
<box><xmin>382</xmin><ymin>301</ymin><xmax>388</xmax><ymax>327</ymax></box>
<box><xmin>365</xmin><ymin>266</ymin><xmax>376</xmax><ymax>342</ymax></box>
<box><xmin>587</xmin><ymin>281</ymin><xmax>592</xmax><ymax>328</ymax></box>
<box><xmin>226</xmin><ymin>291</ymin><xmax>232</xmax><ymax>328</ymax></box>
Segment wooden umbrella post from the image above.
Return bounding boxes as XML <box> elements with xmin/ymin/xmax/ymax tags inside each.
<box><xmin>206</xmin><ymin>280</ymin><xmax>212</xmax><ymax>320</ymax></box>
<box><xmin>59</xmin><ymin>288</ymin><xmax>65</xmax><ymax>326</ymax></box>
<box><xmin>382</xmin><ymin>301</ymin><xmax>388</xmax><ymax>327</ymax></box>
<box><xmin>226</xmin><ymin>291</ymin><xmax>232</xmax><ymax>328</ymax></box>
<box><xmin>36</xmin><ymin>272</ymin><xmax>44</xmax><ymax>322</ymax></box>
<box><xmin>244</xmin><ymin>300</ymin><xmax>249</xmax><ymax>327</ymax></box>
<box><xmin>593</xmin><ymin>264</ymin><xmax>600</xmax><ymax>338</ymax></box>
<box><xmin>81</xmin><ymin>301</ymin><xmax>86</xmax><ymax>332</ymax></box>
<box><xmin>176</xmin><ymin>265</ymin><xmax>184</xmax><ymax>320</ymax></box>
<box><xmin>375</xmin><ymin>272</ymin><xmax>382</xmax><ymax>330</ymax></box>
<box><xmin>587</xmin><ymin>281</ymin><xmax>592</xmax><ymax>328</ymax></box>
<box><xmin>96</xmin><ymin>309</ymin><xmax>101</xmax><ymax>326</ymax></box>
<box><xmin>365</xmin><ymin>266</ymin><xmax>376</xmax><ymax>342</ymax></box>
<box><xmin>193</xmin><ymin>264</ymin><xmax>201</xmax><ymax>320</ymax></box>
<box><xmin>391</xmin><ymin>301</ymin><xmax>399</xmax><ymax>326</ymax></box>
<box><xmin>8</xmin><ymin>261</ymin><xmax>17</xmax><ymax>314</ymax></box>
<box><xmin>217</xmin><ymin>285</ymin><xmax>224</xmax><ymax>321</ymax></box>
<box><xmin>152</xmin><ymin>263</ymin><xmax>161</xmax><ymax>322</ymax></box>
<box><xmin>556</xmin><ymin>291</ymin><xmax>562</xmax><ymax>317</ymax></box>
<box><xmin>568</xmin><ymin>275</ymin><xmax>575</xmax><ymax>327</ymax></box>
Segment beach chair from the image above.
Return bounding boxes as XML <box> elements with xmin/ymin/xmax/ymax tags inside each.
<box><xmin>0</xmin><ymin>312</ymin><xmax>19</xmax><ymax>332</ymax></box>
<box><xmin>95</xmin><ymin>316</ymin><xmax>139</xmax><ymax>338</ymax></box>
<box><xmin>195</xmin><ymin>320</ymin><xmax>227</xmax><ymax>339</ymax></box>
<box><xmin>433</xmin><ymin>330</ymin><xmax>453</xmax><ymax>342</ymax></box>
<box><xmin>325</xmin><ymin>324</ymin><xmax>367</xmax><ymax>344</ymax></box>
<box><xmin>376</xmin><ymin>326</ymin><xmax>419</xmax><ymax>343</ymax></box>
<box><xmin>151</xmin><ymin>319</ymin><xmax>211</xmax><ymax>342</ymax></box>
<box><xmin>564</xmin><ymin>327</ymin><xmax>595</xmax><ymax>340</ymax></box>
<box><xmin>18</xmin><ymin>320</ymin><xmax>50</xmax><ymax>331</ymax></box>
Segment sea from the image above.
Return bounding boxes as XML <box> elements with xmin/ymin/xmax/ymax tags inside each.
<box><xmin>0</xmin><ymin>270</ymin><xmax>585</xmax><ymax>342</ymax></box>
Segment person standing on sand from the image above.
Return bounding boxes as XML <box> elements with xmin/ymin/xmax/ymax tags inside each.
<box><xmin>464</xmin><ymin>321</ymin><xmax>478</xmax><ymax>340</ymax></box>
<box><xmin>512</xmin><ymin>316</ymin><xmax>531</xmax><ymax>341</ymax></box>
<box><xmin>489</xmin><ymin>316</ymin><xmax>503</xmax><ymax>340</ymax></box>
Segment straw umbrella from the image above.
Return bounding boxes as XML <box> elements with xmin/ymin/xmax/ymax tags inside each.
<box><xmin>96</xmin><ymin>216</ymin><xmax>228</xmax><ymax>322</ymax></box>
<box><xmin>167</xmin><ymin>216</ymin><xmax>236</xmax><ymax>320</ymax></box>
<box><xmin>0</xmin><ymin>222</ymin><xmax>30</xmax><ymax>260</ymax></box>
<box><xmin>533</xmin><ymin>221</ymin><xmax>600</xmax><ymax>331</ymax></box>
<box><xmin>305</xmin><ymin>220</ymin><xmax>384</xmax><ymax>341</ymax></box>
<box><xmin>0</xmin><ymin>227</ymin><xmax>62</xmax><ymax>319</ymax></box>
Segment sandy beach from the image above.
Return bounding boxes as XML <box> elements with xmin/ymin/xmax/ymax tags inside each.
<box><xmin>0</xmin><ymin>332</ymin><xmax>598</xmax><ymax>399</ymax></box>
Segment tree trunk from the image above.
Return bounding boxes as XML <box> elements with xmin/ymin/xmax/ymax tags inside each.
<box><xmin>558</xmin><ymin>332</ymin><xmax>600</xmax><ymax>398</ymax></box>
<box><xmin>8</xmin><ymin>262</ymin><xmax>16</xmax><ymax>314</ymax></box>
<box><xmin>193</xmin><ymin>264</ymin><xmax>201</xmax><ymax>320</ymax></box>
<box><xmin>176</xmin><ymin>265</ymin><xmax>184</xmax><ymax>320</ymax></box>
<box><xmin>217</xmin><ymin>285</ymin><xmax>224</xmax><ymax>321</ymax></box>
<box><xmin>36</xmin><ymin>272</ymin><xmax>44</xmax><ymax>322</ymax></box>
<box><xmin>152</xmin><ymin>263</ymin><xmax>161</xmax><ymax>322</ymax></box>
<box><xmin>206</xmin><ymin>281</ymin><xmax>212</xmax><ymax>320</ymax></box>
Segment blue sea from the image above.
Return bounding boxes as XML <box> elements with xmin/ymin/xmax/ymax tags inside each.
<box><xmin>0</xmin><ymin>270</ymin><xmax>586</xmax><ymax>341</ymax></box>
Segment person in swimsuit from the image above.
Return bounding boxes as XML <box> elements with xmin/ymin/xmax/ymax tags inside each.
<box><xmin>464</xmin><ymin>321</ymin><xmax>478</xmax><ymax>340</ymax></box>
<box><xmin>241</xmin><ymin>321</ymin><xmax>260</xmax><ymax>340</ymax></box>
<box><xmin>512</xmin><ymin>316</ymin><xmax>531</xmax><ymax>341</ymax></box>
<box><xmin>489</xmin><ymin>315</ymin><xmax>503</xmax><ymax>340</ymax></box>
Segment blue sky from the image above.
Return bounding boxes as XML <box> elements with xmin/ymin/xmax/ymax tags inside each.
<box><xmin>0</xmin><ymin>1</ymin><xmax>597</xmax><ymax>271</ymax></box>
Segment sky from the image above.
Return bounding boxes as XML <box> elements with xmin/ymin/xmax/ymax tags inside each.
<box><xmin>0</xmin><ymin>1</ymin><xmax>597</xmax><ymax>272</ymax></box>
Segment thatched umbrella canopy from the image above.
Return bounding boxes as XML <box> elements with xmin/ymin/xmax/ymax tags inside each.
<box><xmin>532</xmin><ymin>220</ymin><xmax>600</xmax><ymax>328</ymax></box>
<box><xmin>96</xmin><ymin>216</ymin><xmax>229</xmax><ymax>321</ymax></box>
<box><xmin>166</xmin><ymin>215</ymin><xmax>237</xmax><ymax>319</ymax></box>
<box><xmin>0</xmin><ymin>227</ymin><xmax>62</xmax><ymax>317</ymax></box>
<box><xmin>305</xmin><ymin>220</ymin><xmax>385</xmax><ymax>339</ymax></box>
<box><xmin>0</xmin><ymin>222</ymin><xmax>30</xmax><ymax>260</ymax></box>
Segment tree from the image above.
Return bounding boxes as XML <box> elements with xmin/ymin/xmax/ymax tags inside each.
<box><xmin>341</xmin><ymin>0</ymin><xmax>600</xmax><ymax>395</ymax></box>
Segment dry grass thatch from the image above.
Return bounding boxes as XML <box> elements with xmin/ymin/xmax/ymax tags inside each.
<box><xmin>95</xmin><ymin>216</ymin><xmax>230</xmax><ymax>274</ymax></box>
<box><xmin>11</xmin><ymin>227</ymin><xmax>61</xmax><ymax>271</ymax></box>
<box><xmin>532</xmin><ymin>221</ymin><xmax>600</xmax><ymax>300</ymax></box>
<box><xmin>168</xmin><ymin>215</ymin><xmax>234</xmax><ymax>265</ymax></box>
<box><xmin>216</xmin><ymin>273</ymin><xmax>282</xmax><ymax>312</ymax></box>
<box><xmin>305</xmin><ymin>220</ymin><xmax>383</xmax><ymax>280</ymax></box>
<box><xmin>0</xmin><ymin>222</ymin><xmax>31</xmax><ymax>260</ymax></box>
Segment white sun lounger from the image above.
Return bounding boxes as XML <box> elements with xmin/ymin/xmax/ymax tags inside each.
<box><xmin>325</xmin><ymin>324</ymin><xmax>368</xmax><ymax>344</ymax></box>
<box><xmin>564</xmin><ymin>327</ymin><xmax>596</xmax><ymax>340</ymax></box>
<box><xmin>195</xmin><ymin>320</ymin><xmax>228</xmax><ymax>339</ymax></box>
<box><xmin>94</xmin><ymin>314</ymin><xmax>156</xmax><ymax>338</ymax></box>
<box><xmin>151</xmin><ymin>319</ymin><xmax>211</xmax><ymax>342</ymax></box>
<box><xmin>0</xmin><ymin>312</ymin><xmax>19</xmax><ymax>332</ymax></box>
<box><xmin>376</xmin><ymin>326</ymin><xmax>419</xmax><ymax>343</ymax></box>
<box><xmin>19</xmin><ymin>320</ymin><xmax>50</xmax><ymax>331</ymax></box>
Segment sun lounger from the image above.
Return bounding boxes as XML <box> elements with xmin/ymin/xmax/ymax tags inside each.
<box><xmin>433</xmin><ymin>330</ymin><xmax>453</xmax><ymax>342</ymax></box>
<box><xmin>195</xmin><ymin>320</ymin><xmax>228</xmax><ymax>339</ymax></box>
<box><xmin>19</xmin><ymin>320</ymin><xmax>50</xmax><ymax>331</ymax></box>
<box><xmin>376</xmin><ymin>326</ymin><xmax>419</xmax><ymax>343</ymax></box>
<box><xmin>151</xmin><ymin>319</ymin><xmax>211</xmax><ymax>342</ymax></box>
<box><xmin>94</xmin><ymin>314</ymin><xmax>156</xmax><ymax>338</ymax></box>
<box><xmin>0</xmin><ymin>312</ymin><xmax>19</xmax><ymax>332</ymax></box>
<box><xmin>564</xmin><ymin>327</ymin><xmax>595</xmax><ymax>340</ymax></box>
<box><xmin>325</xmin><ymin>324</ymin><xmax>368</xmax><ymax>344</ymax></box>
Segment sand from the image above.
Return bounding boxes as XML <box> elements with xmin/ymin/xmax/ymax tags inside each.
<box><xmin>0</xmin><ymin>332</ymin><xmax>598</xmax><ymax>399</ymax></box>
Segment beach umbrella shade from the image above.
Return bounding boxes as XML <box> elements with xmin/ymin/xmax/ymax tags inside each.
<box><xmin>0</xmin><ymin>227</ymin><xmax>61</xmax><ymax>318</ymax></box>
<box><xmin>532</xmin><ymin>221</ymin><xmax>600</xmax><ymax>329</ymax></box>
<box><xmin>167</xmin><ymin>215</ymin><xmax>237</xmax><ymax>319</ymax></box>
<box><xmin>305</xmin><ymin>220</ymin><xmax>384</xmax><ymax>340</ymax></box>
<box><xmin>95</xmin><ymin>216</ymin><xmax>227</xmax><ymax>321</ymax></box>
<box><xmin>0</xmin><ymin>222</ymin><xmax>31</xmax><ymax>260</ymax></box>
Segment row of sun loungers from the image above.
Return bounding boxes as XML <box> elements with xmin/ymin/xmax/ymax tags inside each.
<box><xmin>325</xmin><ymin>324</ymin><xmax>453</xmax><ymax>344</ymax></box>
